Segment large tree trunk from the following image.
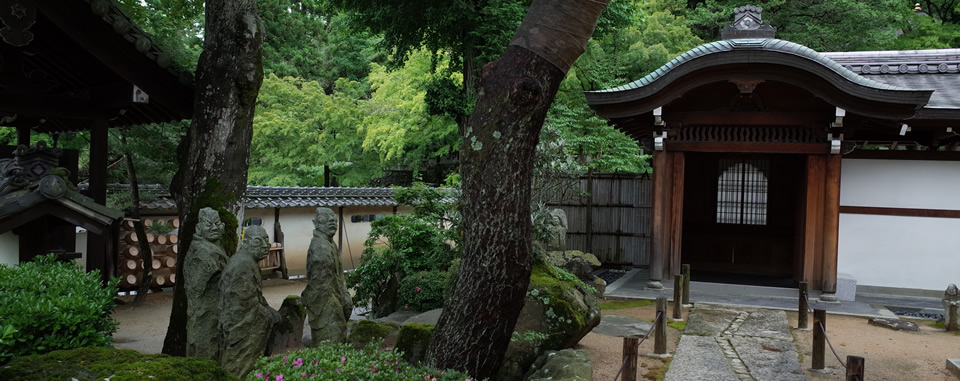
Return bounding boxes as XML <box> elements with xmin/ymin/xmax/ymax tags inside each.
<box><xmin>162</xmin><ymin>0</ymin><xmax>265</xmax><ymax>356</ymax></box>
<box><xmin>427</xmin><ymin>0</ymin><xmax>608</xmax><ymax>378</ymax></box>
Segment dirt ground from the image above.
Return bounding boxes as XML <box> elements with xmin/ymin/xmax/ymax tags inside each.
<box><xmin>112</xmin><ymin>281</ymin><xmax>959</xmax><ymax>380</ymax></box>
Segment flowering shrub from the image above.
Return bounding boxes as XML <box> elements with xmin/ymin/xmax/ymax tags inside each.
<box><xmin>397</xmin><ymin>271</ymin><xmax>451</xmax><ymax>312</ymax></box>
<box><xmin>247</xmin><ymin>341</ymin><xmax>471</xmax><ymax>381</ymax></box>
<box><xmin>0</xmin><ymin>255</ymin><xmax>118</xmax><ymax>364</ymax></box>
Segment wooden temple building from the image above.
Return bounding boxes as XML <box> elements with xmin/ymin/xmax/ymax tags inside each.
<box><xmin>587</xmin><ymin>6</ymin><xmax>960</xmax><ymax>298</ymax></box>
<box><xmin>0</xmin><ymin>0</ymin><xmax>194</xmax><ymax>281</ymax></box>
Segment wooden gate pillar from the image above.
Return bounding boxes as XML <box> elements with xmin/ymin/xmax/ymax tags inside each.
<box><xmin>651</xmin><ymin>150</ymin><xmax>685</xmax><ymax>285</ymax></box>
<box><xmin>821</xmin><ymin>154</ymin><xmax>842</xmax><ymax>293</ymax></box>
<box><xmin>650</xmin><ymin>151</ymin><xmax>667</xmax><ymax>286</ymax></box>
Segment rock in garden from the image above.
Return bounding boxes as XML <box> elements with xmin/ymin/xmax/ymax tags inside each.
<box><xmin>496</xmin><ymin>259</ymin><xmax>602</xmax><ymax>381</ymax></box>
<box><xmin>395</xmin><ymin>323</ymin><xmax>434</xmax><ymax>364</ymax></box>
<box><xmin>868</xmin><ymin>317</ymin><xmax>919</xmax><ymax>332</ymax></box>
<box><xmin>523</xmin><ymin>349</ymin><xmax>593</xmax><ymax>381</ymax></box>
<box><xmin>184</xmin><ymin>208</ymin><xmax>228</xmax><ymax>362</ymax></box>
<box><xmin>267</xmin><ymin>296</ymin><xmax>307</xmax><ymax>354</ymax></box>
<box><xmin>219</xmin><ymin>226</ymin><xmax>281</xmax><ymax>377</ymax></box>
<box><xmin>301</xmin><ymin>207</ymin><xmax>354</xmax><ymax>344</ymax></box>
<box><xmin>943</xmin><ymin>283</ymin><xmax>959</xmax><ymax>331</ymax></box>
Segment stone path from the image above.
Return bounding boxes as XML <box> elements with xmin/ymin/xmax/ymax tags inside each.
<box><xmin>665</xmin><ymin>305</ymin><xmax>804</xmax><ymax>381</ymax></box>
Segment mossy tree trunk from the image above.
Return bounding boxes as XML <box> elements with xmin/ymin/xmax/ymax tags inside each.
<box><xmin>426</xmin><ymin>0</ymin><xmax>608</xmax><ymax>378</ymax></box>
<box><xmin>162</xmin><ymin>0</ymin><xmax>265</xmax><ymax>356</ymax></box>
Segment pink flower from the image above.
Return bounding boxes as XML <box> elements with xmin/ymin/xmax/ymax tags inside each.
<box><xmin>341</xmin><ymin>356</ymin><xmax>347</xmax><ymax>364</ymax></box>
<box><xmin>416</xmin><ymin>286</ymin><xmax>421</xmax><ymax>292</ymax></box>
<box><xmin>255</xmin><ymin>373</ymin><xmax>264</xmax><ymax>379</ymax></box>
<box><xmin>302</xmin><ymin>372</ymin><xmax>306</xmax><ymax>377</ymax></box>
<box><xmin>275</xmin><ymin>375</ymin><xmax>284</xmax><ymax>381</ymax></box>
<box><xmin>426</xmin><ymin>376</ymin><xmax>431</xmax><ymax>380</ymax></box>
<box><xmin>405</xmin><ymin>304</ymin><xmax>409</xmax><ymax>309</ymax></box>
<box><xmin>293</xmin><ymin>358</ymin><xmax>303</xmax><ymax>368</ymax></box>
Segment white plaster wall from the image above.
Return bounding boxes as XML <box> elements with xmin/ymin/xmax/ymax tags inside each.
<box><xmin>0</xmin><ymin>231</ymin><xmax>19</xmax><ymax>266</ymax></box>
<box><xmin>840</xmin><ymin>159</ymin><xmax>960</xmax><ymax>209</ymax></box>
<box><xmin>838</xmin><ymin>214</ymin><xmax>960</xmax><ymax>291</ymax></box>
<box><xmin>245</xmin><ymin>206</ymin><xmax>406</xmax><ymax>275</ymax></box>
<box><xmin>838</xmin><ymin>159</ymin><xmax>960</xmax><ymax>291</ymax></box>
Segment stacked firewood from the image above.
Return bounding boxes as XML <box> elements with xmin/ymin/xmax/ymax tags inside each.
<box><xmin>116</xmin><ymin>217</ymin><xmax>180</xmax><ymax>289</ymax></box>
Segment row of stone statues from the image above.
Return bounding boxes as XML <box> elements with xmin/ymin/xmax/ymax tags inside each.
<box><xmin>183</xmin><ymin>207</ymin><xmax>352</xmax><ymax>377</ymax></box>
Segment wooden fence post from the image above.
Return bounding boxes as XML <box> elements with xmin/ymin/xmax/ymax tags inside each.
<box><xmin>845</xmin><ymin>355</ymin><xmax>864</xmax><ymax>381</ymax></box>
<box><xmin>813</xmin><ymin>309</ymin><xmax>826</xmax><ymax>370</ymax></box>
<box><xmin>622</xmin><ymin>337</ymin><xmax>639</xmax><ymax>381</ymax></box>
<box><xmin>655</xmin><ymin>297</ymin><xmax>667</xmax><ymax>355</ymax></box>
<box><xmin>681</xmin><ymin>264</ymin><xmax>691</xmax><ymax>305</ymax></box>
<box><xmin>672</xmin><ymin>274</ymin><xmax>684</xmax><ymax>320</ymax></box>
<box><xmin>799</xmin><ymin>281</ymin><xmax>809</xmax><ymax>329</ymax></box>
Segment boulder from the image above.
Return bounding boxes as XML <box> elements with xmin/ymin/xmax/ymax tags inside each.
<box><xmin>540</xmin><ymin>250</ymin><xmax>606</xmax><ymax>295</ymax></box>
<box><xmin>523</xmin><ymin>349</ymin><xmax>593</xmax><ymax>381</ymax></box>
<box><xmin>868</xmin><ymin>317</ymin><xmax>919</xmax><ymax>332</ymax></box>
<box><xmin>395</xmin><ymin>323</ymin><xmax>434</xmax><ymax>364</ymax></box>
<box><xmin>347</xmin><ymin>320</ymin><xmax>399</xmax><ymax>348</ymax></box>
<box><xmin>267</xmin><ymin>296</ymin><xmax>307</xmax><ymax>354</ymax></box>
<box><xmin>497</xmin><ymin>259</ymin><xmax>602</xmax><ymax>381</ymax></box>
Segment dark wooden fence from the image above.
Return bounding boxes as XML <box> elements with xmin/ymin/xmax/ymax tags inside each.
<box><xmin>542</xmin><ymin>172</ymin><xmax>653</xmax><ymax>266</ymax></box>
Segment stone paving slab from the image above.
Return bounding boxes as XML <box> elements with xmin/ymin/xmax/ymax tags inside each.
<box><xmin>591</xmin><ymin>314</ymin><xmax>654</xmax><ymax>338</ymax></box>
<box><xmin>664</xmin><ymin>336</ymin><xmax>739</xmax><ymax>381</ymax></box>
<box><xmin>947</xmin><ymin>358</ymin><xmax>960</xmax><ymax>378</ymax></box>
<box><xmin>729</xmin><ymin>337</ymin><xmax>804</xmax><ymax>381</ymax></box>
<box><xmin>736</xmin><ymin>309</ymin><xmax>793</xmax><ymax>341</ymax></box>
<box><xmin>685</xmin><ymin>307</ymin><xmax>740</xmax><ymax>336</ymax></box>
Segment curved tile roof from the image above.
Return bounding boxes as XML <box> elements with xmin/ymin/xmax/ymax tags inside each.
<box><xmin>586</xmin><ymin>38</ymin><xmax>932</xmax><ymax>107</ymax></box>
<box><xmin>103</xmin><ymin>184</ymin><xmax>456</xmax><ymax>210</ymax></box>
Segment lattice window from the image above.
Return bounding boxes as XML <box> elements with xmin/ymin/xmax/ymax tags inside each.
<box><xmin>716</xmin><ymin>159</ymin><xmax>768</xmax><ymax>225</ymax></box>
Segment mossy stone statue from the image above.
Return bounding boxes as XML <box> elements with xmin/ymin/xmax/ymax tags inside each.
<box><xmin>218</xmin><ymin>226</ymin><xmax>280</xmax><ymax>377</ymax></box>
<box><xmin>301</xmin><ymin>207</ymin><xmax>353</xmax><ymax>344</ymax></box>
<box><xmin>184</xmin><ymin>207</ymin><xmax>228</xmax><ymax>362</ymax></box>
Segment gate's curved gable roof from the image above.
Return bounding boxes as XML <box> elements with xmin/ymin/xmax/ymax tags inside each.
<box><xmin>585</xmin><ymin>38</ymin><xmax>934</xmax><ymax>120</ymax></box>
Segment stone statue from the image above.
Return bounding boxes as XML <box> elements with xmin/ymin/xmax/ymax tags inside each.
<box><xmin>218</xmin><ymin>225</ymin><xmax>280</xmax><ymax>377</ymax></box>
<box><xmin>546</xmin><ymin>208</ymin><xmax>568</xmax><ymax>251</ymax></box>
<box><xmin>301</xmin><ymin>207</ymin><xmax>353</xmax><ymax>344</ymax></box>
<box><xmin>943</xmin><ymin>284</ymin><xmax>959</xmax><ymax>331</ymax></box>
<box><xmin>184</xmin><ymin>208</ymin><xmax>228</xmax><ymax>361</ymax></box>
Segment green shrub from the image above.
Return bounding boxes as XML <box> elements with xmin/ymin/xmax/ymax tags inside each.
<box><xmin>348</xmin><ymin>185</ymin><xmax>460</xmax><ymax>316</ymax></box>
<box><xmin>0</xmin><ymin>255</ymin><xmax>119</xmax><ymax>364</ymax></box>
<box><xmin>0</xmin><ymin>347</ymin><xmax>237</xmax><ymax>381</ymax></box>
<box><xmin>397</xmin><ymin>270</ymin><xmax>451</xmax><ymax>311</ymax></box>
<box><xmin>248</xmin><ymin>341</ymin><xmax>471</xmax><ymax>381</ymax></box>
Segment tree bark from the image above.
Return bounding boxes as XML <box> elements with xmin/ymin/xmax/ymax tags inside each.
<box><xmin>120</xmin><ymin>131</ymin><xmax>154</xmax><ymax>306</ymax></box>
<box><xmin>162</xmin><ymin>0</ymin><xmax>264</xmax><ymax>356</ymax></box>
<box><xmin>427</xmin><ymin>0</ymin><xmax>608</xmax><ymax>378</ymax></box>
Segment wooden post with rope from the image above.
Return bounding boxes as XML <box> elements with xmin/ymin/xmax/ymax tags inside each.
<box><xmin>799</xmin><ymin>281</ymin><xmax>809</xmax><ymax>329</ymax></box>
<box><xmin>813</xmin><ymin>309</ymin><xmax>826</xmax><ymax>370</ymax></box>
<box><xmin>622</xmin><ymin>337</ymin><xmax>639</xmax><ymax>381</ymax></box>
<box><xmin>846</xmin><ymin>355</ymin><xmax>864</xmax><ymax>380</ymax></box>
<box><xmin>655</xmin><ymin>297</ymin><xmax>667</xmax><ymax>355</ymax></box>
<box><xmin>681</xmin><ymin>264</ymin><xmax>691</xmax><ymax>305</ymax></box>
<box><xmin>672</xmin><ymin>274</ymin><xmax>684</xmax><ymax>320</ymax></box>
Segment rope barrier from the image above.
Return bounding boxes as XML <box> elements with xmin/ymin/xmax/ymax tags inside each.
<box><xmin>612</xmin><ymin>310</ymin><xmax>663</xmax><ymax>381</ymax></box>
<box><xmin>818</xmin><ymin>321</ymin><xmax>847</xmax><ymax>369</ymax></box>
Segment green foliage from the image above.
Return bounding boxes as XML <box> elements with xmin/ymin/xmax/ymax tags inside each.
<box><xmin>397</xmin><ymin>271</ymin><xmax>452</xmax><ymax>312</ymax></box>
<box><xmin>599</xmin><ymin>299</ymin><xmax>655</xmax><ymax>310</ymax></box>
<box><xmin>361</xmin><ymin>50</ymin><xmax>460</xmax><ymax>175</ymax></box>
<box><xmin>348</xmin><ymin>186</ymin><xmax>459</xmax><ymax>315</ymax></box>
<box><xmin>250</xmin><ymin>75</ymin><xmax>382</xmax><ymax>186</ymax></box>
<box><xmin>248</xmin><ymin>341</ymin><xmax>470</xmax><ymax>380</ymax></box>
<box><xmin>113</xmin><ymin>0</ymin><xmax>204</xmax><ymax>72</ymax></box>
<box><xmin>667</xmin><ymin>320</ymin><xmax>687</xmax><ymax>331</ymax></box>
<box><xmin>554</xmin><ymin>266</ymin><xmax>598</xmax><ymax>294</ymax></box>
<box><xmin>0</xmin><ymin>255</ymin><xmax>118</xmax><ymax>364</ymax></box>
<box><xmin>259</xmin><ymin>2</ymin><xmax>382</xmax><ymax>90</ymax></box>
<box><xmin>150</xmin><ymin>220</ymin><xmax>175</xmax><ymax>235</ymax></box>
<box><xmin>0</xmin><ymin>347</ymin><xmax>237</xmax><ymax>381</ymax></box>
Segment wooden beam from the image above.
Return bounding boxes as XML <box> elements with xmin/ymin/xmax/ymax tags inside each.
<box><xmin>667</xmin><ymin>111</ymin><xmax>827</xmax><ymax>126</ymax></box>
<box><xmin>37</xmin><ymin>2</ymin><xmax>193</xmax><ymax>117</ymax></box>
<box><xmin>803</xmin><ymin>155</ymin><xmax>825</xmax><ymax>285</ymax></box>
<box><xmin>650</xmin><ymin>151</ymin><xmax>667</xmax><ymax>284</ymax></box>
<box><xmin>839</xmin><ymin>206</ymin><xmax>960</xmax><ymax>219</ymax></box>
<box><xmin>666</xmin><ymin>141</ymin><xmax>831</xmax><ymax>154</ymax></box>
<box><xmin>669</xmin><ymin>152</ymin><xmax>685</xmax><ymax>277</ymax></box>
<box><xmin>821</xmin><ymin>154</ymin><xmax>841</xmax><ymax>293</ymax></box>
<box><xmin>0</xmin><ymin>92</ymin><xmax>127</xmax><ymax>120</ymax></box>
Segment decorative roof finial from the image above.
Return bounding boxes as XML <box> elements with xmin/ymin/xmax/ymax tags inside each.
<box><xmin>720</xmin><ymin>5</ymin><xmax>777</xmax><ymax>40</ymax></box>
